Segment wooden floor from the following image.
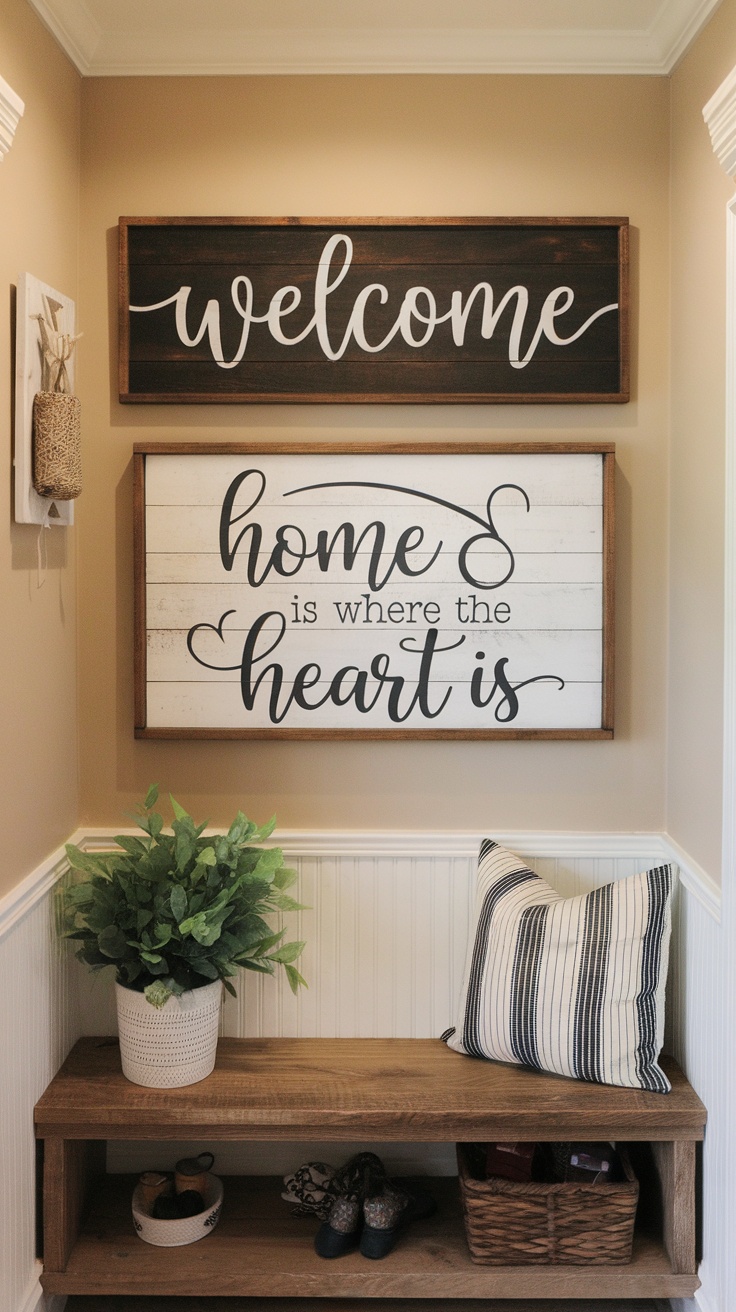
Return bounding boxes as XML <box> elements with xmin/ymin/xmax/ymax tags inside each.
<box><xmin>65</xmin><ymin>1300</ymin><xmax>672</xmax><ymax>1312</ymax></box>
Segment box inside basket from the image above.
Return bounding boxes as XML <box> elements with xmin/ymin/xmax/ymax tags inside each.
<box><xmin>456</xmin><ymin>1141</ymin><xmax>639</xmax><ymax>1266</ymax></box>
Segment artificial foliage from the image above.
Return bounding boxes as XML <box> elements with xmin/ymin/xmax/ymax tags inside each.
<box><xmin>62</xmin><ymin>785</ymin><xmax>306</xmax><ymax>1007</ymax></box>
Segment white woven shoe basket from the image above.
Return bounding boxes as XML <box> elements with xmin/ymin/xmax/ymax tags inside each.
<box><xmin>132</xmin><ymin>1172</ymin><xmax>224</xmax><ymax>1246</ymax></box>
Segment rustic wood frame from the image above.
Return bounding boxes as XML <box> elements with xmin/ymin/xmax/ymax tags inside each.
<box><xmin>119</xmin><ymin>217</ymin><xmax>629</xmax><ymax>405</ymax></box>
<box><xmin>133</xmin><ymin>441</ymin><xmax>615</xmax><ymax>741</ymax></box>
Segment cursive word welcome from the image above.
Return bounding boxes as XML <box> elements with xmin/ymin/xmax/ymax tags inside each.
<box><xmin>130</xmin><ymin>232</ymin><xmax>618</xmax><ymax>370</ymax></box>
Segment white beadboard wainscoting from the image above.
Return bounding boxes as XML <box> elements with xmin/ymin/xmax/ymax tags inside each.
<box><xmin>78</xmin><ymin>828</ymin><xmax>669</xmax><ymax>1048</ymax></box>
<box><xmin>0</xmin><ymin>827</ymin><xmax>724</xmax><ymax>1312</ymax></box>
<box><xmin>0</xmin><ymin>842</ymin><xmax>81</xmax><ymax>1312</ymax></box>
<box><xmin>665</xmin><ymin>860</ymin><xmax>726</xmax><ymax>1312</ymax></box>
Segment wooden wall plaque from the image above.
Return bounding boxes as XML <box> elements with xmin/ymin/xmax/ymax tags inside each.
<box><xmin>119</xmin><ymin>218</ymin><xmax>629</xmax><ymax>404</ymax></box>
<box><xmin>134</xmin><ymin>442</ymin><xmax>614</xmax><ymax>740</ymax></box>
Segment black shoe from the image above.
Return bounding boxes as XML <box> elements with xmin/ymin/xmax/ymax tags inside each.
<box><xmin>360</xmin><ymin>1180</ymin><xmax>437</xmax><ymax>1259</ymax></box>
<box><xmin>314</xmin><ymin>1194</ymin><xmax>361</xmax><ymax>1257</ymax></box>
<box><xmin>332</xmin><ymin>1151</ymin><xmax>388</xmax><ymax>1199</ymax></box>
<box><xmin>314</xmin><ymin>1153</ymin><xmax>389</xmax><ymax>1259</ymax></box>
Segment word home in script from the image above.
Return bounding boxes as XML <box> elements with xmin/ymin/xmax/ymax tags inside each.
<box><xmin>135</xmin><ymin>446</ymin><xmax>614</xmax><ymax>739</ymax></box>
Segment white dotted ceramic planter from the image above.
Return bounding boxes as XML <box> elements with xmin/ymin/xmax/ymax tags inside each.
<box><xmin>115</xmin><ymin>980</ymin><xmax>222</xmax><ymax>1087</ymax></box>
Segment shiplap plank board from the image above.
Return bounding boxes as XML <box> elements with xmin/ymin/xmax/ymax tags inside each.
<box><xmin>146</xmin><ymin>581</ymin><xmax>601</xmax><ymax>632</ymax></box>
<box><xmin>146</xmin><ymin>550</ymin><xmax>603</xmax><ymax>587</ymax></box>
<box><xmin>147</xmin><ymin>628</ymin><xmax>603</xmax><ymax>684</ymax></box>
<box><xmin>144</xmin><ymin>452</ymin><xmax>603</xmax><ymax>506</ymax></box>
<box><xmin>145</xmin><ymin>678</ymin><xmax>603</xmax><ymax>730</ymax></box>
<box><xmin>145</xmin><ymin>504</ymin><xmax>603</xmax><ymax>558</ymax></box>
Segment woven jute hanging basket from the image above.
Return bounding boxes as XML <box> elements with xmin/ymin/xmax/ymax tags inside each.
<box><xmin>32</xmin><ymin>391</ymin><xmax>82</xmax><ymax>499</ymax></box>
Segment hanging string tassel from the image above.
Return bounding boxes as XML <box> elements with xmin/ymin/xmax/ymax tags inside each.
<box><xmin>36</xmin><ymin>501</ymin><xmax>53</xmax><ymax>588</ymax></box>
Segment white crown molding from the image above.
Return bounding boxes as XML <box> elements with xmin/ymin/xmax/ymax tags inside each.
<box><xmin>0</xmin><ymin>75</ymin><xmax>24</xmax><ymax>159</ymax></box>
<box><xmin>48</xmin><ymin>28</ymin><xmax>699</xmax><ymax>79</ymax></box>
<box><xmin>653</xmin><ymin>0</ymin><xmax>725</xmax><ymax>73</ymax></box>
<box><xmin>26</xmin><ymin>0</ymin><xmax>99</xmax><ymax>76</ymax></box>
<box><xmin>704</xmin><ymin>64</ymin><xmax>736</xmax><ymax>175</ymax></box>
<box><xmin>23</xmin><ymin>0</ymin><xmax>724</xmax><ymax>77</ymax></box>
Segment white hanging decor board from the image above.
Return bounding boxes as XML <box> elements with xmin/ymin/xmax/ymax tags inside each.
<box><xmin>14</xmin><ymin>272</ymin><xmax>76</xmax><ymax>526</ymax></box>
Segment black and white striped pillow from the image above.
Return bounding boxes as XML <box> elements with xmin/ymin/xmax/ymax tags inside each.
<box><xmin>443</xmin><ymin>840</ymin><xmax>674</xmax><ymax>1093</ymax></box>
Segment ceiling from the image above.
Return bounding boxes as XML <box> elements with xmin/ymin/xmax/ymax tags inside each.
<box><xmin>27</xmin><ymin>0</ymin><xmax>725</xmax><ymax>78</ymax></box>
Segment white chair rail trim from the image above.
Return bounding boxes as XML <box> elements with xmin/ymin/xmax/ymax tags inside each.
<box><xmin>81</xmin><ymin>827</ymin><xmax>667</xmax><ymax>860</ymax></box>
<box><xmin>0</xmin><ymin>831</ymin><xmax>84</xmax><ymax>944</ymax></box>
<box><xmin>662</xmin><ymin>833</ymin><xmax>722</xmax><ymax>923</ymax></box>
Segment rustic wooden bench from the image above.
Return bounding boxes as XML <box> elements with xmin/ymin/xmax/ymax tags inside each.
<box><xmin>34</xmin><ymin>1037</ymin><xmax>706</xmax><ymax>1302</ymax></box>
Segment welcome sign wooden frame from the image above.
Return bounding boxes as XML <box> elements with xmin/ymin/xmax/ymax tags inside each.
<box><xmin>134</xmin><ymin>442</ymin><xmax>615</xmax><ymax>740</ymax></box>
<box><xmin>119</xmin><ymin>218</ymin><xmax>629</xmax><ymax>404</ymax></box>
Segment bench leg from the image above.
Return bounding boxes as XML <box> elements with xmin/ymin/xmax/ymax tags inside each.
<box><xmin>650</xmin><ymin>1139</ymin><xmax>697</xmax><ymax>1274</ymax></box>
<box><xmin>41</xmin><ymin>1138</ymin><xmax>105</xmax><ymax>1275</ymax></box>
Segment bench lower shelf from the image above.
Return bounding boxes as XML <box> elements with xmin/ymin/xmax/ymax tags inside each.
<box><xmin>41</xmin><ymin>1174</ymin><xmax>700</xmax><ymax>1300</ymax></box>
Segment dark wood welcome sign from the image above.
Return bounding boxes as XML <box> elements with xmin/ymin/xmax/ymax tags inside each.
<box><xmin>119</xmin><ymin>218</ymin><xmax>629</xmax><ymax>404</ymax></box>
<box><xmin>134</xmin><ymin>442</ymin><xmax>614</xmax><ymax>740</ymax></box>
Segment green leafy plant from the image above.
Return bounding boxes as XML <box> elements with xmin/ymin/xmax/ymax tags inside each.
<box><xmin>61</xmin><ymin>785</ymin><xmax>306</xmax><ymax>1007</ymax></box>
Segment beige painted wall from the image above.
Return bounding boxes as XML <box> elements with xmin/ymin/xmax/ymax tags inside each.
<box><xmin>0</xmin><ymin>0</ymin><xmax>80</xmax><ymax>897</ymax></box>
<box><xmin>78</xmin><ymin>73</ymin><xmax>671</xmax><ymax>832</ymax></box>
<box><xmin>667</xmin><ymin>0</ymin><xmax>736</xmax><ymax>881</ymax></box>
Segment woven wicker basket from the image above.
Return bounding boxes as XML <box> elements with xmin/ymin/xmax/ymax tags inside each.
<box><xmin>32</xmin><ymin>392</ymin><xmax>82</xmax><ymax>500</ymax></box>
<box><xmin>456</xmin><ymin>1142</ymin><xmax>639</xmax><ymax>1265</ymax></box>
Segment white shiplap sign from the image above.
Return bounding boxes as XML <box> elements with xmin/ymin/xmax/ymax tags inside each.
<box><xmin>134</xmin><ymin>445</ymin><xmax>614</xmax><ymax>739</ymax></box>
